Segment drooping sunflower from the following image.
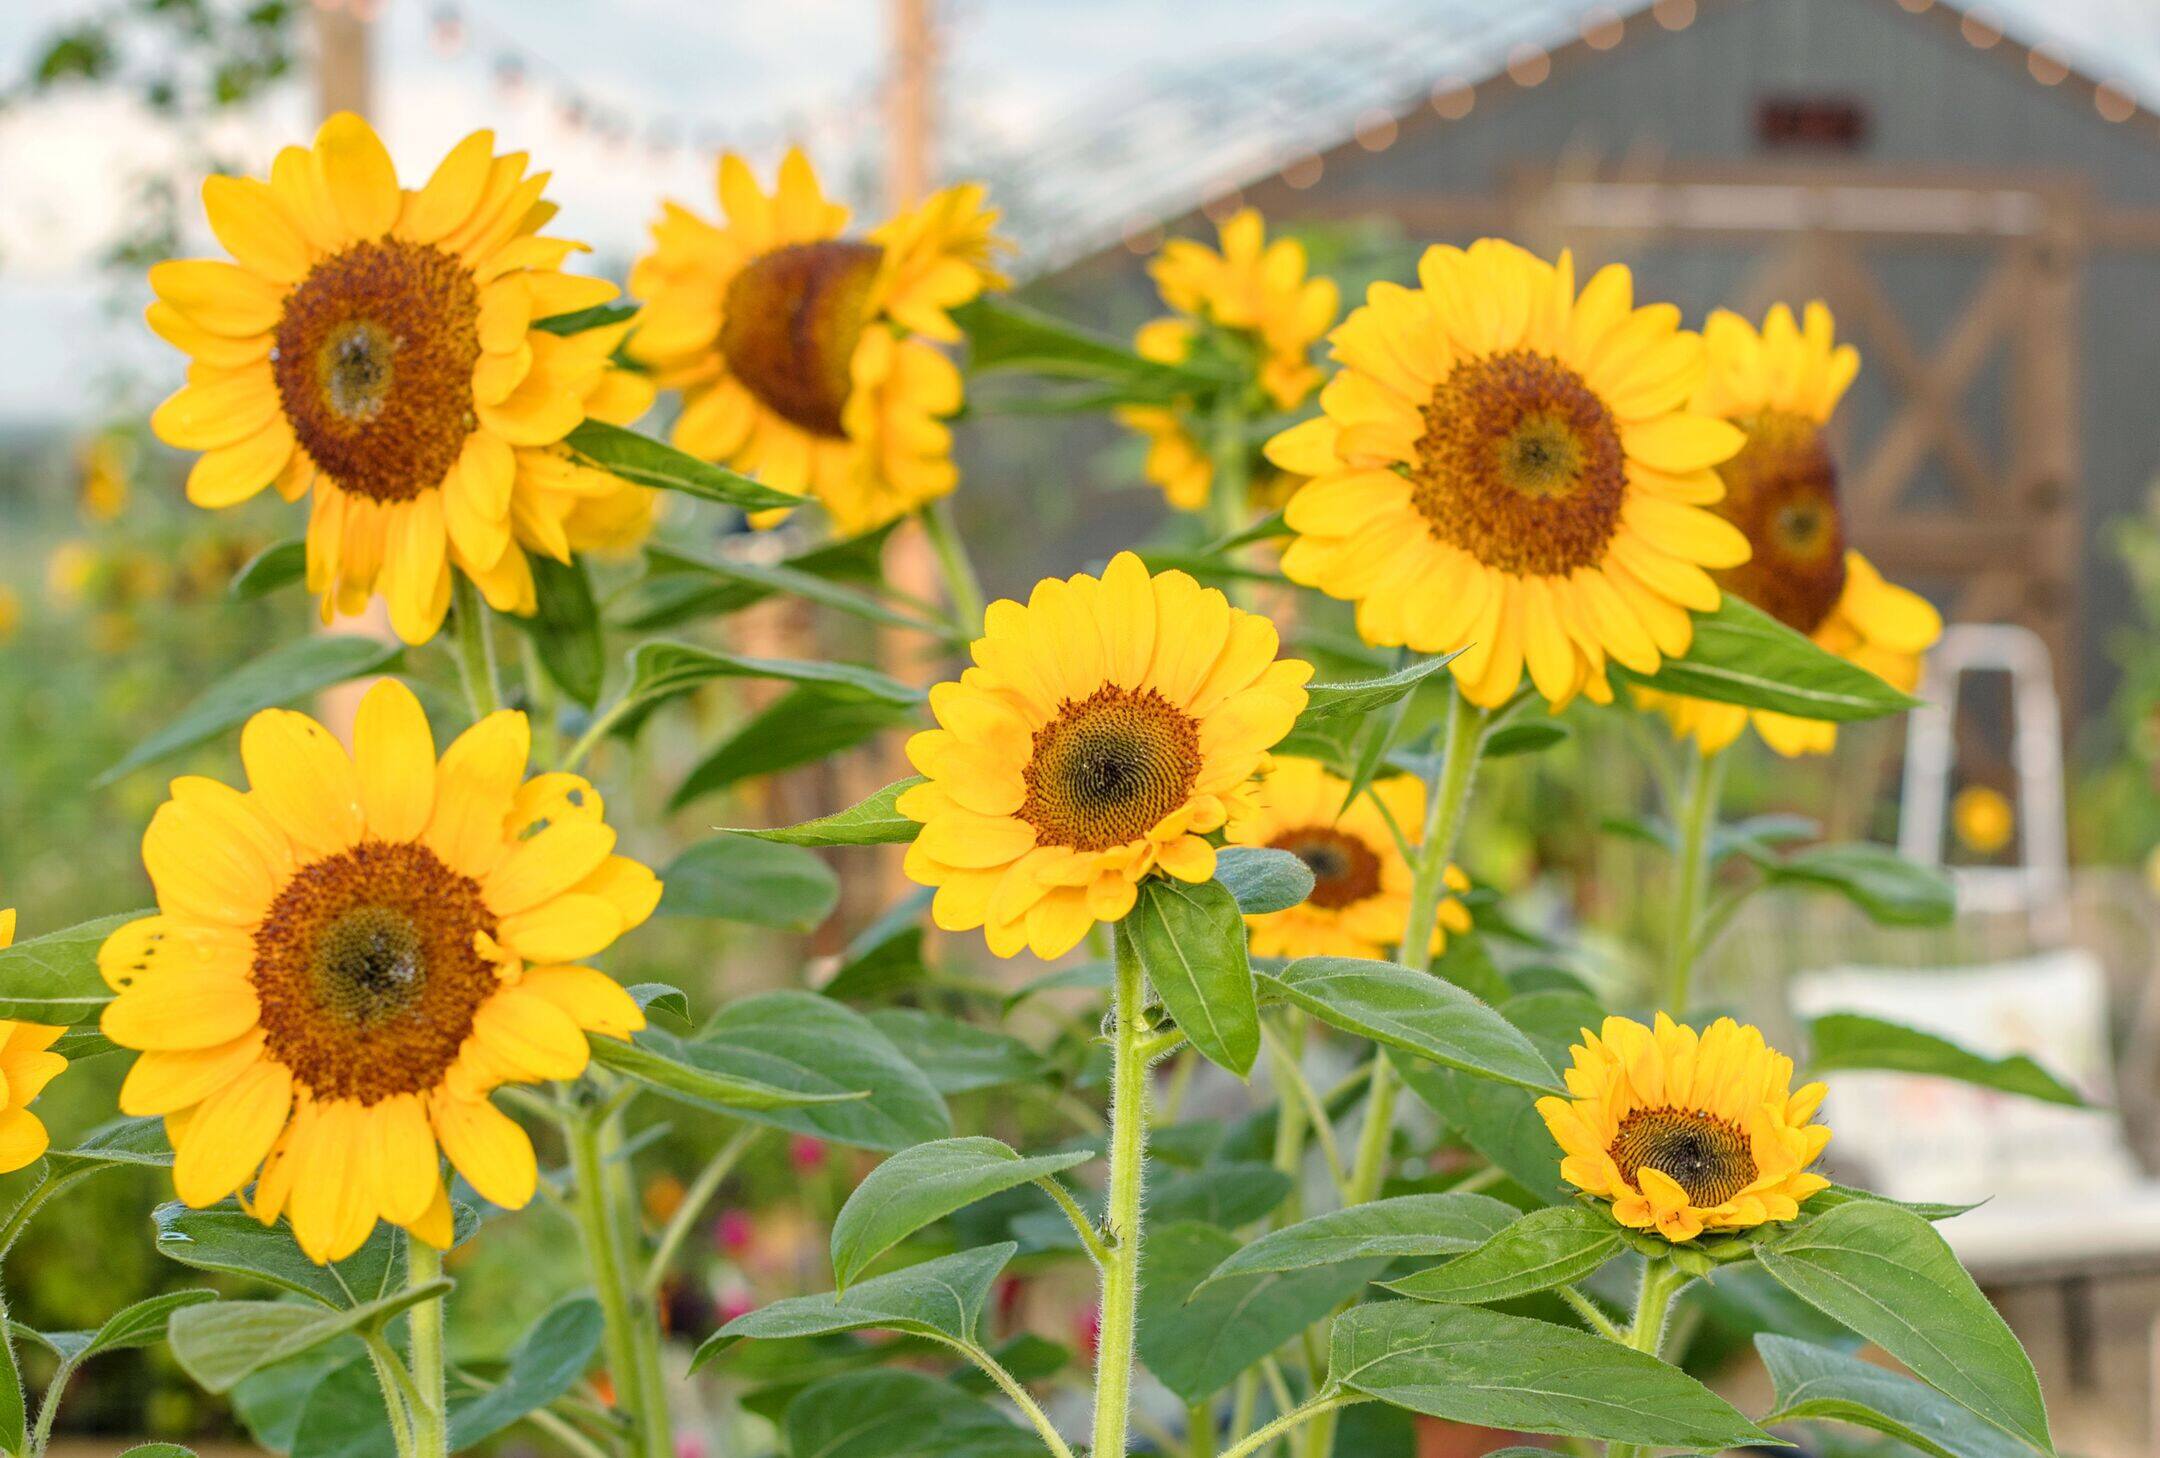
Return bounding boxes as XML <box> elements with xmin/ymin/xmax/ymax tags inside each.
<box><xmin>1266</xmin><ymin>239</ymin><xmax>1753</xmax><ymax>710</ymax></box>
<box><xmin>900</xmin><ymin>551</ymin><xmax>1312</xmax><ymax>959</ymax></box>
<box><xmin>147</xmin><ymin>111</ymin><xmax>656</xmax><ymax>644</ymax></box>
<box><xmin>99</xmin><ymin>679</ymin><xmax>658</xmax><ymax>1263</ymax></box>
<box><xmin>1116</xmin><ymin>210</ymin><xmax>1339</xmax><ymax>512</ymax></box>
<box><xmin>1224</xmin><ymin>757</ymin><xmax>1469</xmax><ymax>960</ymax></box>
<box><xmin>1537</xmin><ymin>1013</ymin><xmax>1830</xmax><ymax>1243</ymax></box>
<box><xmin>627</xmin><ymin>149</ymin><xmax>1007</xmax><ymax>535</ymax></box>
<box><xmin>0</xmin><ymin>911</ymin><xmax>68</xmax><ymax>1174</ymax></box>
<box><xmin>1634</xmin><ymin>304</ymin><xmax>1942</xmax><ymax>755</ymax></box>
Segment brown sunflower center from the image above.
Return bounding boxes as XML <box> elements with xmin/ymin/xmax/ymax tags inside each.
<box><xmin>1020</xmin><ymin>685</ymin><xmax>1201</xmax><ymax>852</ymax></box>
<box><xmin>1709</xmin><ymin>410</ymin><xmax>1849</xmax><ymax>634</ymax></box>
<box><xmin>251</xmin><ymin>841</ymin><xmax>499</xmax><ymax>1104</ymax></box>
<box><xmin>719</xmin><ymin>239</ymin><xmax>883</xmax><ymax>439</ymax></box>
<box><xmin>1609</xmin><ymin>1106</ymin><xmax>1758</xmax><ymax>1208</ymax></box>
<box><xmin>1412</xmin><ymin>350</ymin><xmax>1628</xmax><ymax>576</ymax></box>
<box><xmin>1268</xmin><ymin>825</ymin><xmax>1382</xmax><ymax>909</ymax></box>
<box><xmin>272</xmin><ymin>239</ymin><xmax>483</xmax><ymax>505</ymax></box>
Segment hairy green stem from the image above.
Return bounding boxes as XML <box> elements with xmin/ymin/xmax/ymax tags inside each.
<box><xmin>1091</xmin><ymin>921</ymin><xmax>1152</xmax><ymax>1458</ymax></box>
<box><xmin>922</xmin><ymin>496</ymin><xmax>988</xmax><ymax>637</ymax></box>
<box><xmin>566</xmin><ymin>1093</ymin><xmax>671</xmax><ymax>1458</ymax></box>
<box><xmin>361</xmin><ymin>1336</ymin><xmax>421</xmax><ymax>1458</ymax></box>
<box><xmin>1219</xmin><ymin>1390</ymin><xmax>1363</xmax><ymax>1458</ymax></box>
<box><xmin>451</xmin><ymin>575</ymin><xmax>502</xmax><ymax>719</ymax></box>
<box><xmin>404</xmin><ymin>1243</ymin><xmax>449</xmax><ymax>1457</ymax></box>
<box><xmin>1660</xmin><ymin>745</ymin><xmax>1724</xmax><ymax>1016</ymax></box>
<box><xmin>948</xmin><ymin>1338</ymin><xmax>1077</xmax><ymax>1458</ymax></box>
<box><xmin>1606</xmin><ymin>1258</ymin><xmax>1689</xmax><ymax>1458</ymax></box>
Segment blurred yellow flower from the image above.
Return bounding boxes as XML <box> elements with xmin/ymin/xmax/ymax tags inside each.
<box><xmin>46</xmin><ymin>540</ymin><xmax>94</xmax><ymax>608</ymax></box>
<box><xmin>0</xmin><ymin>911</ymin><xmax>69</xmax><ymax>1174</ymax></box>
<box><xmin>78</xmin><ymin>431</ymin><xmax>133</xmax><ymax>524</ymax></box>
<box><xmin>1953</xmin><ymin>785</ymin><xmax>2016</xmax><ymax>855</ymax></box>
<box><xmin>0</xmin><ymin>585</ymin><xmax>21</xmax><ymax>644</ymax></box>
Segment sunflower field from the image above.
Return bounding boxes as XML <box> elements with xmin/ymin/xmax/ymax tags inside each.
<box><xmin>0</xmin><ymin>95</ymin><xmax>2086</xmax><ymax>1458</ymax></box>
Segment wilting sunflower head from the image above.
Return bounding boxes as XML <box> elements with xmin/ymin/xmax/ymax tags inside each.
<box><xmin>145</xmin><ymin>112</ymin><xmax>645</xmax><ymax>645</ymax></box>
<box><xmin>1536</xmin><ymin>1012</ymin><xmax>1830</xmax><ymax>1243</ymax></box>
<box><xmin>1225</xmin><ymin>757</ymin><xmax>1470</xmax><ymax>960</ymax></box>
<box><xmin>626</xmin><ymin>149</ymin><xmax>1007</xmax><ymax>535</ymax></box>
<box><xmin>98</xmin><ymin>679</ymin><xmax>660</xmax><ymax>1263</ymax></box>
<box><xmin>0</xmin><ymin>911</ymin><xmax>68</xmax><ymax>1176</ymax></box>
<box><xmin>1267</xmin><ymin>239</ymin><xmax>1750</xmax><ymax>711</ymax></box>
<box><xmin>1635</xmin><ymin>303</ymin><xmax>1941</xmax><ymax>757</ymax></box>
<box><xmin>899</xmin><ymin>551</ymin><xmax>1312</xmax><ymax>959</ymax></box>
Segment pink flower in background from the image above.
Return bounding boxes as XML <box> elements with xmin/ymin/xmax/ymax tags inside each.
<box><xmin>714</xmin><ymin>1208</ymin><xmax>755</xmax><ymax>1255</ymax></box>
<box><xmin>789</xmin><ymin>1135</ymin><xmax>829</xmax><ymax>1173</ymax></box>
<box><xmin>676</xmin><ymin>1437</ymin><xmax>709</xmax><ymax>1458</ymax></box>
<box><xmin>1074</xmin><ymin>1305</ymin><xmax>1100</xmax><ymax>1362</ymax></box>
<box><xmin>716</xmin><ymin>1286</ymin><xmax>756</xmax><ymax>1325</ymax></box>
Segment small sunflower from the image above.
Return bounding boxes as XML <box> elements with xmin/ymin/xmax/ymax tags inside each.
<box><xmin>99</xmin><ymin>679</ymin><xmax>659</xmax><ymax>1263</ymax></box>
<box><xmin>1635</xmin><ymin>304</ymin><xmax>1942</xmax><ymax>755</ymax></box>
<box><xmin>147</xmin><ymin>112</ymin><xmax>655</xmax><ymax>644</ymax></box>
<box><xmin>1537</xmin><ymin>1013</ymin><xmax>1830</xmax><ymax>1243</ymax></box>
<box><xmin>1225</xmin><ymin>757</ymin><xmax>1469</xmax><ymax>960</ymax></box>
<box><xmin>1953</xmin><ymin>785</ymin><xmax>2016</xmax><ymax>855</ymax></box>
<box><xmin>627</xmin><ymin>149</ymin><xmax>1007</xmax><ymax>535</ymax></box>
<box><xmin>0</xmin><ymin>911</ymin><xmax>68</xmax><ymax>1174</ymax></box>
<box><xmin>900</xmin><ymin>551</ymin><xmax>1312</xmax><ymax>959</ymax></box>
<box><xmin>1267</xmin><ymin>239</ymin><xmax>1753</xmax><ymax>710</ymax></box>
<box><xmin>1116</xmin><ymin>210</ymin><xmax>1339</xmax><ymax>512</ymax></box>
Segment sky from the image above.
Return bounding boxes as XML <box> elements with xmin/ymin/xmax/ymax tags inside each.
<box><xmin>0</xmin><ymin>0</ymin><xmax>1394</xmax><ymax>426</ymax></box>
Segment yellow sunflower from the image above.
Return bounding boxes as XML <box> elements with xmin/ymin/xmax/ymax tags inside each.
<box><xmin>1537</xmin><ymin>1013</ymin><xmax>1830</xmax><ymax>1243</ymax></box>
<box><xmin>900</xmin><ymin>551</ymin><xmax>1312</xmax><ymax>959</ymax></box>
<box><xmin>1225</xmin><ymin>756</ymin><xmax>1469</xmax><ymax>960</ymax></box>
<box><xmin>1635</xmin><ymin>304</ymin><xmax>1942</xmax><ymax>755</ymax></box>
<box><xmin>0</xmin><ymin>911</ymin><xmax>68</xmax><ymax>1174</ymax></box>
<box><xmin>627</xmin><ymin>149</ymin><xmax>1007</xmax><ymax>535</ymax></box>
<box><xmin>99</xmin><ymin>679</ymin><xmax>659</xmax><ymax>1263</ymax></box>
<box><xmin>1116</xmin><ymin>210</ymin><xmax>1339</xmax><ymax>512</ymax></box>
<box><xmin>147</xmin><ymin>111</ymin><xmax>655</xmax><ymax>644</ymax></box>
<box><xmin>1266</xmin><ymin>239</ymin><xmax>1752</xmax><ymax>711</ymax></box>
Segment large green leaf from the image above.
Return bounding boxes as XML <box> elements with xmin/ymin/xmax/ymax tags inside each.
<box><xmin>227</xmin><ymin>538</ymin><xmax>304</xmax><ymax>600</ymax></box>
<box><xmin>658</xmin><ymin>834</ymin><xmax>839</xmax><ymax>931</ymax></box>
<box><xmin>152</xmin><ymin>1203</ymin><xmax>413</xmax><ymax>1310</ymax></box>
<box><xmin>696</xmin><ymin>1243</ymin><xmax>1014</xmax><ymax>1369</ymax></box>
<box><xmin>738</xmin><ymin>776</ymin><xmax>926</xmax><ymax>847</ymax></box>
<box><xmin>1295</xmin><ymin>653</ymin><xmax>1459</xmax><ymax>727</ymax></box>
<box><xmin>1757</xmin><ymin>1334</ymin><xmax>2042</xmax><ymax>1458</ymax></box>
<box><xmin>100</xmin><ymin>636</ymin><xmax>403</xmax><ymax>785</ymax></box>
<box><xmin>782</xmin><ymin>1370</ymin><xmax>1043</xmax><ymax>1458</ymax></box>
<box><xmin>447</xmin><ymin>1295</ymin><xmax>605</xmax><ymax>1449</ymax></box>
<box><xmin>1195</xmin><ymin>1191</ymin><xmax>1518</xmax><ymax>1292</ymax></box>
<box><xmin>169</xmin><ymin>1280</ymin><xmax>451</xmax><ymax>1393</ymax></box>
<box><xmin>1128</xmin><ymin>878</ymin><xmax>1258</xmax><ymax>1077</ymax></box>
<box><xmin>617</xmin><ymin>639</ymin><xmax>922</xmax><ymax>738</ymax></box>
<box><xmin>955</xmin><ymin>296</ymin><xmax>1231</xmax><ymax>403</ymax></box>
<box><xmin>1214</xmin><ymin>846</ymin><xmax>1315</xmax><ymax>915</ymax></box>
<box><xmin>563</xmin><ymin>420</ymin><xmax>799</xmax><ymax>511</ymax></box>
<box><xmin>0</xmin><ymin>911</ymin><xmax>148</xmax><ymax>1024</ymax></box>
<box><xmin>1755</xmin><ymin>1200</ymin><xmax>2052</xmax><ymax>1454</ymax></box>
<box><xmin>62</xmin><ymin>1289</ymin><xmax>217</xmax><ymax>1362</ymax></box>
<box><xmin>866</xmin><ymin>1008</ymin><xmax>1046</xmax><ymax>1094</ymax></box>
<box><xmin>1139</xmin><ymin>1221</ymin><xmax>1380</xmax><ymax>1404</ymax></box>
<box><xmin>518</xmin><ymin>556</ymin><xmax>606</xmax><ymax>709</ymax></box>
<box><xmin>671</xmin><ymin>687</ymin><xmax>916</xmax><ymax>809</ymax></box>
<box><xmin>290</xmin><ymin>1356</ymin><xmax>394</xmax><ymax>1458</ymax></box>
<box><xmin>1806</xmin><ymin>1012</ymin><xmax>2084</xmax><ymax>1106</ymax></box>
<box><xmin>44</xmin><ymin>1115</ymin><xmax>172</xmax><ymax>1177</ymax></box>
<box><xmin>1615</xmin><ymin>595</ymin><xmax>1919</xmax><ymax>721</ymax></box>
<box><xmin>695</xmin><ymin>991</ymin><xmax>951</xmax><ymax>1150</ymax></box>
<box><xmin>1751</xmin><ymin>844</ymin><xmax>1954</xmax><ymax>927</ymax></box>
<box><xmin>587</xmin><ymin>1028</ymin><xmax>870</xmax><ymax>1115</ymax></box>
<box><xmin>1329</xmin><ymin>1301</ymin><xmax>1773</xmax><ymax>1450</ymax></box>
<box><xmin>1383</xmin><ymin>1205</ymin><xmax>1621</xmax><ymax>1305</ymax></box>
<box><xmin>1261</xmin><ymin>958</ymin><xmax>1560</xmax><ymax>1093</ymax></box>
<box><xmin>831</xmin><ymin>1137</ymin><xmax>1091</xmax><ymax>1289</ymax></box>
<box><xmin>0</xmin><ymin>1315</ymin><xmax>22</xmax><ymax>1457</ymax></box>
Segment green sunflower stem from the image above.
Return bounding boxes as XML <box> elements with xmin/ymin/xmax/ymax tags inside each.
<box><xmin>1207</xmin><ymin>390</ymin><xmax>1253</xmax><ymax>550</ymax></box>
<box><xmin>566</xmin><ymin>1088</ymin><xmax>673</xmax><ymax>1458</ymax></box>
<box><xmin>451</xmin><ymin>574</ymin><xmax>503</xmax><ymax>721</ymax></box>
<box><xmin>403</xmin><ymin>1242</ymin><xmax>449</xmax><ymax>1458</ymax></box>
<box><xmin>1659</xmin><ymin>743</ymin><xmax>1725</xmax><ymax>1016</ymax></box>
<box><xmin>1091</xmin><ymin>920</ymin><xmax>1153</xmax><ymax>1458</ymax></box>
<box><xmin>922</xmin><ymin>496</ymin><xmax>988</xmax><ymax>638</ymax></box>
<box><xmin>1605</xmin><ymin>1257</ymin><xmax>1690</xmax><ymax>1458</ymax></box>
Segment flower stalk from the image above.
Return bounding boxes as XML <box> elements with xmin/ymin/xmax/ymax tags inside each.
<box><xmin>1091</xmin><ymin>920</ymin><xmax>1153</xmax><ymax>1458</ymax></box>
<box><xmin>451</xmin><ymin>575</ymin><xmax>502</xmax><ymax>719</ymax></box>
<box><xmin>403</xmin><ymin>1242</ymin><xmax>449</xmax><ymax>1458</ymax></box>
<box><xmin>565</xmin><ymin>1087</ymin><xmax>673</xmax><ymax>1458</ymax></box>
<box><xmin>1660</xmin><ymin>744</ymin><xmax>1726</xmax><ymax>1016</ymax></box>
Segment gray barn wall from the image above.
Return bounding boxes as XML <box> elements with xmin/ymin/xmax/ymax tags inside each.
<box><xmin>954</xmin><ymin>0</ymin><xmax>2160</xmax><ymax>720</ymax></box>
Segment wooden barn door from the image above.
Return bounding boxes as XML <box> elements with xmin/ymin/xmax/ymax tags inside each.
<box><xmin>1509</xmin><ymin>167</ymin><xmax>2086</xmax><ymax>712</ymax></box>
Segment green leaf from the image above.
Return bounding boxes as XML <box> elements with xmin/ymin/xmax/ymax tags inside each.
<box><xmin>563</xmin><ymin>420</ymin><xmax>799</xmax><ymax>511</ymax></box>
<box><xmin>0</xmin><ymin>1318</ymin><xmax>22</xmax><ymax>1457</ymax></box>
<box><xmin>518</xmin><ymin>556</ymin><xmax>605</xmax><ymax>709</ymax></box>
<box><xmin>737</xmin><ymin>776</ymin><xmax>925</xmax><ymax>847</ymax></box>
<box><xmin>227</xmin><ymin>538</ymin><xmax>304</xmax><ymax>599</ymax></box>
<box><xmin>671</xmin><ymin>686</ymin><xmax>915</xmax><ymax>809</ymax></box>
<box><xmin>44</xmin><ymin>1115</ymin><xmax>172</xmax><ymax>1177</ymax></box>
<box><xmin>169</xmin><ymin>1280</ymin><xmax>451</xmax><ymax>1393</ymax></box>
<box><xmin>633</xmin><ymin>536</ymin><xmax>947</xmax><ymax>638</ymax></box>
<box><xmin>532</xmin><ymin>302</ymin><xmax>639</xmax><ymax>335</ymax></box>
<box><xmin>1140</xmin><ymin>1221</ymin><xmax>1380</xmax><ymax>1404</ymax></box>
<box><xmin>79</xmin><ymin>1288</ymin><xmax>217</xmax><ymax>1359</ymax></box>
<box><xmin>447</xmin><ymin>1295</ymin><xmax>605</xmax><ymax>1449</ymax></box>
<box><xmin>831</xmin><ymin>1138</ymin><xmax>1090</xmax><ymax>1288</ymax></box>
<box><xmin>1752</xmin><ymin>844</ymin><xmax>1955</xmax><ymax>927</ymax></box>
<box><xmin>1757</xmin><ymin>1333</ymin><xmax>2042</xmax><ymax>1458</ymax></box>
<box><xmin>954</xmin><ymin>296</ymin><xmax>1232</xmax><ymax>403</ymax></box>
<box><xmin>1214</xmin><ymin>846</ymin><xmax>1314</xmax><ymax>915</ymax></box>
<box><xmin>1261</xmin><ymin>957</ymin><xmax>1560</xmax><ymax>1094</ymax></box>
<box><xmin>1383</xmin><ymin>1206</ymin><xmax>1621</xmax><ymax>1304</ymax></box>
<box><xmin>1147</xmin><ymin>1162</ymin><xmax>1291</xmax><ymax>1228</ymax></box>
<box><xmin>588</xmin><ymin>1028</ymin><xmax>870</xmax><ymax>1115</ymax></box>
<box><xmin>825</xmin><ymin>893</ymin><xmax>934</xmax><ymax>1001</ymax></box>
<box><xmin>696</xmin><ymin>991</ymin><xmax>952</xmax><ymax>1150</ymax></box>
<box><xmin>291</xmin><ymin>1355</ymin><xmax>395</xmax><ymax>1458</ymax></box>
<box><xmin>782</xmin><ymin>1369</ymin><xmax>1043</xmax><ymax>1458</ymax></box>
<box><xmin>1806</xmin><ymin>1012</ymin><xmax>2084</xmax><ymax>1106</ymax></box>
<box><xmin>100</xmin><ymin>636</ymin><xmax>403</xmax><ymax>785</ymax></box>
<box><xmin>1330</xmin><ymin>1301</ymin><xmax>1775</xmax><ymax>1449</ymax></box>
<box><xmin>1615</xmin><ymin>595</ymin><xmax>1920</xmax><ymax>721</ymax></box>
<box><xmin>0</xmin><ymin>911</ymin><xmax>148</xmax><ymax>1024</ymax></box>
<box><xmin>1755</xmin><ymin>1200</ymin><xmax>2053</xmax><ymax>1454</ymax></box>
<box><xmin>1128</xmin><ymin>878</ymin><xmax>1259</xmax><ymax>1077</ymax></box>
<box><xmin>1430</xmin><ymin>933</ymin><xmax>1512</xmax><ymax>1005</ymax></box>
<box><xmin>1194</xmin><ymin>1191</ymin><xmax>1519</xmax><ymax>1292</ymax></box>
<box><xmin>121</xmin><ymin>1447</ymin><xmax>198</xmax><ymax>1458</ymax></box>
<box><xmin>658</xmin><ymin>834</ymin><xmax>839</xmax><ymax>931</ymax></box>
<box><xmin>229</xmin><ymin>1344</ymin><xmax>352</xmax><ymax>1453</ymax></box>
<box><xmin>695</xmin><ymin>1243</ymin><xmax>1013</xmax><ymax>1368</ymax></box>
<box><xmin>153</xmin><ymin>1203</ymin><xmax>412</xmax><ymax>1309</ymax></box>
<box><xmin>1295</xmin><ymin>653</ymin><xmax>1460</xmax><ymax>727</ymax></box>
<box><xmin>865</xmin><ymin>1008</ymin><xmax>1046</xmax><ymax>1094</ymax></box>
<box><xmin>1483</xmin><ymin>721</ymin><xmax>1571</xmax><ymax>759</ymax></box>
<box><xmin>618</xmin><ymin>639</ymin><xmax>922</xmax><ymax>738</ymax></box>
<box><xmin>1801</xmin><ymin>1184</ymin><xmax>1980</xmax><ymax>1224</ymax></box>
